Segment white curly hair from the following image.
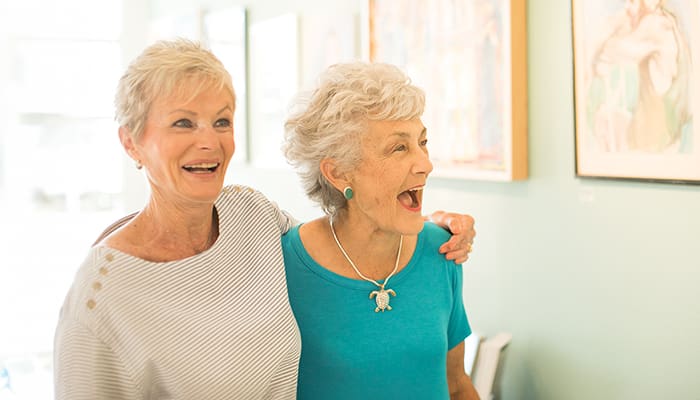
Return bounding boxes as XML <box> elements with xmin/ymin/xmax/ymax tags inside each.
<box><xmin>283</xmin><ymin>62</ymin><xmax>425</xmax><ymax>215</ymax></box>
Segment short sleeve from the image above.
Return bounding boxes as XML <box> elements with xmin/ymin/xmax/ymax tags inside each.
<box><xmin>220</xmin><ymin>184</ymin><xmax>299</xmax><ymax>234</ymax></box>
<box><xmin>446</xmin><ymin>265</ymin><xmax>472</xmax><ymax>350</ymax></box>
<box><xmin>267</xmin><ymin>200</ymin><xmax>298</xmax><ymax>234</ymax></box>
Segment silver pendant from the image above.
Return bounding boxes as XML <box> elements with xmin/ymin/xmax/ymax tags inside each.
<box><xmin>369</xmin><ymin>286</ymin><xmax>396</xmax><ymax>312</ymax></box>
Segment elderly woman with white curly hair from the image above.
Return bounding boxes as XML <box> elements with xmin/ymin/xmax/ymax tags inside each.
<box><xmin>282</xmin><ymin>62</ymin><xmax>480</xmax><ymax>399</ymax></box>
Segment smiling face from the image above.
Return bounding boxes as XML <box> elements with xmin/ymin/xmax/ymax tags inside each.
<box><xmin>121</xmin><ymin>79</ymin><xmax>235</xmax><ymax>206</ymax></box>
<box><xmin>343</xmin><ymin>118</ymin><xmax>433</xmax><ymax>235</ymax></box>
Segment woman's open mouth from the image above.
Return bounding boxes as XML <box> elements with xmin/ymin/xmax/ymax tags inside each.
<box><xmin>397</xmin><ymin>187</ymin><xmax>423</xmax><ymax>211</ymax></box>
<box><xmin>182</xmin><ymin>162</ymin><xmax>220</xmax><ymax>174</ymax></box>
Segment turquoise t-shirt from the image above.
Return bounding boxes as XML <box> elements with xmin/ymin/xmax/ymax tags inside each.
<box><xmin>282</xmin><ymin>222</ymin><xmax>471</xmax><ymax>400</ymax></box>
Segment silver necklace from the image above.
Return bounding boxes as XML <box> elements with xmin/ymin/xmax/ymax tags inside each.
<box><xmin>329</xmin><ymin>217</ymin><xmax>403</xmax><ymax>312</ymax></box>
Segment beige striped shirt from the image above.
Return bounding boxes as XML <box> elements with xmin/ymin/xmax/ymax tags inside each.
<box><xmin>54</xmin><ymin>185</ymin><xmax>301</xmax><ymax>399</ymax></box>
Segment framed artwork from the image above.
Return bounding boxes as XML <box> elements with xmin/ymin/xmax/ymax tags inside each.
<box><xmin>366</xmin><ymin>0</ymin><xmax>528</xmax><ymax>181</ymax></box>
<box><xmin>572</xmin><ymin>0</ymin><xmax>700</xmax><ymax>184</ymax></box>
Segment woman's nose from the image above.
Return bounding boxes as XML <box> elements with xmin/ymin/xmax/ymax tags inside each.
<box><xmin>196</xmin><ymin>125</ymin><xmax>219</xmax><ymax>149</ymax></box>
<box><xmin>413</xmin><ymin>149</ymin><xmax>433</xmax><ymax>175</ymax></box>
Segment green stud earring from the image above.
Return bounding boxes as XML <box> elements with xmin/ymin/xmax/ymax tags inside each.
<box><xmin>343</xmin><ymin>186</ymin><xmax>354</xmax><ymax>200</ymax></box>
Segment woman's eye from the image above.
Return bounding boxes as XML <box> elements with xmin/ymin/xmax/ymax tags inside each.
<box><xmin>393</xmin><ymin>144</ymin><xmax>407</xmax><ymax>152</ymax></box>
<box><xmin>214</xmin><ymin>118</ymin><xmax>232</xmax><ymax>128</ymax></box>
<box><xmin>173</xmin><ymin>119</ymin><xmax>193</xmax><ymax>128</ymax></box>
<box><xmin>420</xmin><ymin>139</ymin><xmax>428</xmax><ymax>147</ymax></box>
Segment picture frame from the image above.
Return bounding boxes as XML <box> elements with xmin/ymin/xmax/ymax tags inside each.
<box><xmin>365</xmin><ymin>0</ymin><xmax>528</xmax><ymax>181</ymax></box>
<box><xmin>572</xmin><ymin>0</ymin><xmax>700</xmax><ymax>184</ymax></box>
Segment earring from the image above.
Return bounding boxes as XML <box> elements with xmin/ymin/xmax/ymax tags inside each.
<box><xmin>135</xmin><ymin>160</ymin><xmax>143</xmax><ymax>170</ymax></box>
<box><xmin>343</xmin><ymin>186</ymin><xmax>354</xmax><ymax>200</ymax></box>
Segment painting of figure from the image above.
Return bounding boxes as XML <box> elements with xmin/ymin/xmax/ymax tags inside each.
<box><xmin>574</xmin><ymin>0</ymin><xmax>700</xmax><ymax>182</ymax></box>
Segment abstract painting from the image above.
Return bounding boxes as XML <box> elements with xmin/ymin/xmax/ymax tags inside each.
<box><xmin>367</xmin><ymin>0</ymin><xmax>528</xmax><ymax>181</ymax></box>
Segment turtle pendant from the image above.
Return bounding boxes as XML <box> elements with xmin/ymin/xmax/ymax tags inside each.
<box><xmin>369</xmin><ymin>285</ymin><xmax>396</xmax><ymax>312</ymax></box>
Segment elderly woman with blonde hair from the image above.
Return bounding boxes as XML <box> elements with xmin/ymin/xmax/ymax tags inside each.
<box><xmin>282</xmin><ymin>62</ymin><xmax>480</xmax><ymax>399</ymax></box>
<box><xmin>53</xmin><ymin>40</ymin><xmax>476</xmax><ymax>399</ymax></box>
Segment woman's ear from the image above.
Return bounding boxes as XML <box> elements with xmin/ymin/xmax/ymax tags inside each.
<box><xmin>119</xmin><ymin>127</ymin><xmax>140</xmax><ymax>162</ymax></box>
<box><xmin>320</xmin><ymin>158</ymin><xmax>350</xmax><ymax>192</ymax></box>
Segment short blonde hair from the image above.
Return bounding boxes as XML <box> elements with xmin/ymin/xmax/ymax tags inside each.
<box><xmin>115</xmin><ymin>38</ymin><xmax>235</xmax><ymax>139</ymax></box>
<box><xmin>283</xmin><ymin>62</ymin><xmax>425</xmax><ymax>215</ymax></box>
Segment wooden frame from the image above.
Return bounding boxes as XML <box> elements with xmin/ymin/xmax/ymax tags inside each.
<box><xmin>366</xmin><ymin>0</ymin><xmax>528</xmax><ymax>181</ymax></box>
<box><xmin>572</xmin><ymin>0</ymin><xmax>700</xmax><ymax>184</ymax></box>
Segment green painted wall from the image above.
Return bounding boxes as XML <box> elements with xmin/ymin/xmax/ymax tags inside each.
<box><xmin>151</xmin><ymin>1</ymin><xmax>700</xmax><ymax>398</ymax></box>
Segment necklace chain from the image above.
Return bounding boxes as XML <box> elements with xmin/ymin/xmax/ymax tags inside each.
<box><xmin>329</xmin><ymin>217</ymin><xmax>403</xmax><ymax>289</ymax></box>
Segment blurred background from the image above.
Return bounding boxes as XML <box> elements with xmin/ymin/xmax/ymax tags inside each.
<box><xmin>1</xmin><ymin>1</ymin><xmax>699</xmax><ymax>399</ymax></box>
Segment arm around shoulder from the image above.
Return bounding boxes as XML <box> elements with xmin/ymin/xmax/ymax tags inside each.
<box><xmin>225</xmin><ymin>184</ymin><xmax>298</xmax><ymax>234</ymax></box>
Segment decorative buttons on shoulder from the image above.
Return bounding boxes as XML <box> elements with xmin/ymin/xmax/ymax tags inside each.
<box><xmin>88</xmin><ymin>252</ymin><xmax>113</xmax><ymax>310</ymax></box>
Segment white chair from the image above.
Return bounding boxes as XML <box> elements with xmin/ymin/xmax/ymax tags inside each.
<box><xmin>463</xmin><ymin>332</ymin><xmax>484</xmax><ymax>376</ymax></box>
<box><xmin>470</xmin><ymin>332</ymin><xmax>512</xmax><ymax>400</ymax></box>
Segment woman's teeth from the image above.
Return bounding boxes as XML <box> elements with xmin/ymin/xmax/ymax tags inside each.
<box><xmin>183</xmin><ymin>162</ymin><xmax>219</xmax><ymax>172</ymax></box>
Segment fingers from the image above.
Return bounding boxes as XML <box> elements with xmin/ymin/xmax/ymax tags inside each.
<box><xmin>454</xmin><ymin>254</ymin><xmax>469</xmax><ymax>264</ymax></box>
<box><xmin>447</xmin><ymin>213</ymin><xmax>475</xmax><ymax>234</ymax></box>
<box><xmin>441</xmin><ymin>233</ymin><xmax>475</xmax><ymax>252</ymax></box>
<box><xmin>436</xmin><ymin>212</ymin><xmax>477</xmax><ymax>265</ymax></box>
<box><xmin>443</xmin><ymin>248</ymin><xmax>470</xmax><ymax>264</ymax></box>
<box><xmin>440</xmin><ymin>239</ymin><xmax>474</xmax><ymax>259</ymax></box>
<box><xmin>440</xmin><ymin>232</ymin><xmax>475</xmax><ymax>265</ymax></box>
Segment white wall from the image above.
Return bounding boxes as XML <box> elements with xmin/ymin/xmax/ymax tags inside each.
<box><xmin>134</xmin><ymin>1</ymin><xmax>700</xmax><ymax>399</ymax></box>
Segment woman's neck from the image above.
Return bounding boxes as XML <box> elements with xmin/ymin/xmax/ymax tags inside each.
<box><xmin>145</xmin><ymin>195</ymin><xmax>215</xmax><ymax>240</ymax></box>
<box><xmin>119</xmin><ymin>196</ymin><xmax>218</xmax><ymax>261</ymax></box>
<box><xmin>327</xmin><ymin>214</ymin><xmax>414</xmax><ymax>280</ymax></box>
<box><xmin>330</xmin><ymin>214</ymin><xmax>400</xmax><ymax>259</ymax></box>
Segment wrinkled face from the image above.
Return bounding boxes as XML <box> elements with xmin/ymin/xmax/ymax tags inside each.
<box><xmin>125</xmin><ymin>80</ymin><xmax>235</xmax><ymax>206</ymax></box>
<box><xmin>345</xmin><ymin>118</ymin><xmax>433</xmax><ymax>235</ymax></box>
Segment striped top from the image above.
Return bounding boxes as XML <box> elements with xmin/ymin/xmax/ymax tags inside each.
<box><xmin>54</xmin><ymin>185</ymin><xmax>301</xmax><ymax>399</ymax></box>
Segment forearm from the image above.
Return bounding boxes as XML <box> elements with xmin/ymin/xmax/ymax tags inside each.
<box><xmin>447</xmin><ymin>342</ymin><xmax>480</xmax><ymax>399</ymax></box>
<box><xmin>449</xmin><ymin>374</ymin><xmax>480</xmax><ymax>400</ymax></box>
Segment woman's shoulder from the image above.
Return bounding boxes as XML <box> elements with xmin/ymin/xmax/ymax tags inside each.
<box><xmin>420</xmin><ymin>221</ymin><xmax>451</xmax><ymax>247</ymax></box>
<box><xmin>219</xmin><ymin>184</ymin><xmax>265</xmax><ymax>198</ymax></box>
<box><xmin>217</xmin><ymin>184</ymin><xmax>276</xmax><ymax>212</ymax></box>
<box><xmin>218</xmin><ymin>184</ymin><xmax>293</xmax><ymax>235</ymax></box>
<box><xmin>281</xmin><ymin>218</ymin><xmax>320</xmax><ymax>253</ymax></box>
<box><xmin>58</xmin><ymin>246</ymin><xmax>119</xmax><ymax>324</ymax></box>
<box><xmin>416</xmin><ymin>222</ymin><xmax>461</xmax><ymax>269</ymax></box>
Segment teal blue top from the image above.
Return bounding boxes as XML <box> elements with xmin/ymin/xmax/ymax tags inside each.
<box><xmin>282</xmin><ymin>222</ymin><xmax>471</xmax><ymax>400</ymax></box>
